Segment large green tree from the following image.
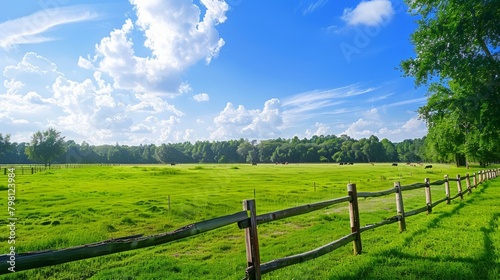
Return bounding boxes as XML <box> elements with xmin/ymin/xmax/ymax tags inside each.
<box><xmin>25</xmin><ymin>128</ymin><xmax>66</xmax><ymax>166</ymax></box>
<box><xmin>0</xmin><ymin>133</ymin><xmax>13</xmax><ymax>159</ymax></box>
<box><xmin>401</xmin><ymin>0</ymin><xmax>500</xmax><ymax>166</ymax></box>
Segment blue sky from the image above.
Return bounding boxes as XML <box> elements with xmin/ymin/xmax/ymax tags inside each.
<box><xmin>0</xmin><ymin>0</ymin><xmax>428</xmax><ymax>145</ymax></box>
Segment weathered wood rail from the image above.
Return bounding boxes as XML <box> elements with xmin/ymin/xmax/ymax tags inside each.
<box><xmin>0</xmin><ymin>168</ymin><xmax>498</xmax><ymax>279</ymax></box>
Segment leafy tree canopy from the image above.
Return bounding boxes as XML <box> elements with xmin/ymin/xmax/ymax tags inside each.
<box><xmin>25</xmin><ymin>128</ymin><xmax>66</xmax><ymax>166</ymax></box>
<box><xmin>401</xmin><ymin>0</ymin><xmax>500</xmax><ymax>167</ymax></box>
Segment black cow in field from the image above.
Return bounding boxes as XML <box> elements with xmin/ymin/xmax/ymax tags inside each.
<box><xmin>425</xmin><ymin>165</ymin><xmax>433</xmax><ymax>169</ymax></box>
<box><xmin>392</xmin><ymin>163</ymin><xmax>398</xmax><ymax>166</ymax></box>
<box><xmin>339</xmin><ymin>162</ymin><xmax>344</xmax><ymax>165</ymax></box>
<box><xmin>348</xmin><ymin>162</ymin><xmax>354</xmax><ymax>165</ymax></box>
<box><xmin>170</xmin><ymin>163</ymin><xmax>176</xmax><ymax>166</ymax></box>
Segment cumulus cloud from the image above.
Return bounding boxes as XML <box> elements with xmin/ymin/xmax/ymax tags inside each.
<box><xmin>341</xmin><ymin>118</ymin><xmax>375</xmax><ymax>139</ymax></box>
<box><xmin>342</xmin><ymin>0</ymin><xmax>394</xmax><ymax>26</ymax></box>
<box><xmin>84</xmin><ymin>0</ymin><xmax>228</xmax><ymax>95</ymax></box>
<box><xmin>0</xmin><ymin>5</ymin><xmax>98</xmax><ymax>49</ymax></box>
<box><xmin>126</xmin><ymin>92</ymin><xmax>184</xmax><ymax>115</ymax></box>
<box><xmin>210</xmin><ymin>98</ymin><xmax>284</xmax><ymax>140</ymax></box>
<box><xmin>3</xmin><ymin>52</ymin><xmax>63</xmax><ymax>97</ymax></box>
<box><xmin>340</xmin><ymin>107</ymin><xmax>427</xmax><ymax>142</ymax></box>
<box><xmin>305</xmin><ymin>122</ymin><xmax>331</xmax><ymax>138</ymax></box>
<box><xmin>193</xmin><ymin>93</ymin><xmax>209</xmax><ymax>102</ymax></box>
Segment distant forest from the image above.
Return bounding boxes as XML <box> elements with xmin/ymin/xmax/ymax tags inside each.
<box><xmin>0</xmin><ymin>134</ymin><xmax>432</xmax><ymax>165</ymax></box>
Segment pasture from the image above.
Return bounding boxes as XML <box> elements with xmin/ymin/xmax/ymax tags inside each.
<box><xmin>0</xmin><ymin>163</ymin><xmax>499</xmax><ymax>279</ymax></box>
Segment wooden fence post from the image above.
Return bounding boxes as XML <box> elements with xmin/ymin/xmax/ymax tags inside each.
<box><xmin>425</xmin><ymin>178</ymin><xmax>432</xmax><ymax>214</ymax></box>
<box><xmin>444</xmin><ymin>175</ymin><xmax>450</xmax><ymax>204</ymax></box>
<box><xmin>243</xmin><ymin>199</ymin><xmax>261</xmax><ymax>280</ymax></box>
<box><xmin>347</xmin><ymin>183</ymin><xmax>362</xmax><ymax>255</ymax></box>
<box><xmin>394</xmin><ymin>182</ymin><xmax>406</xmax><ymax>232</ymax></box>
<box><xmin>466</xmin><ymin>173</ymin><xmax>472</xmax><ymax>193</ymax></box>
<box><xmin>473</xmin><ymin>173</ymin><xmax>477</xmax><ymax>188</ymax></box>
<box><xmin>456</xmin><ymin>175</ymin><xmax>463</xmax><ymax>200</ymax></box>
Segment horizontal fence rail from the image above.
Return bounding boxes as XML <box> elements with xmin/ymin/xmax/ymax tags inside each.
<box><xmin>238</xmin><ymin>196</ymin><xmax>351</xmax><ymax>229</ymax></box>
<box><xmin>1</xmin><ymin>164</ymin><xmax>112</xmax><ymax>175</ymax></box>
<box><xmin>0</xmin><ymin>168</ymin><xmax>498</xmax><ymax>279</ymax></box>
<box><xmin>0</xmin><ymin>211</ymin><xmax>247</xmax><ymax>273</ymax></box>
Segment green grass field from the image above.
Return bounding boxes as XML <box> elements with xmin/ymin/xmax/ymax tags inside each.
<box><xmin>0</xmin><ymin>163</ymin><xmax>499</xmax><ymax>279</ymax></box>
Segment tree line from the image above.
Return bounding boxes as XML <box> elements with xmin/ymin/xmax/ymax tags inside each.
<box><xmin>1</xmin><ymin>128</ymin><xmax>498</xmax><ymax>166</ymax></box>
<box><xmin>0</xmin><ymin>130</ymin><xmax>436</xmax><ymax>165</ymax></box>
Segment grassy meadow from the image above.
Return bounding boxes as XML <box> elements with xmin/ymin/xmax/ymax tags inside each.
<box><xmin>0</xmin><ymin>163</ymin><xmax>499</xmax><ymax>279</ymax></box>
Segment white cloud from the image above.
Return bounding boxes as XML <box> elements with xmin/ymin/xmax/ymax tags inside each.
<box><xmin>78</xmin><ymin>56</ymin><xmax>94</xmax><ymax>70</ymax></box>
<box><xmin>377</xmin><ymin>117</ymin><xmax>427</xmax><ymax>141</ymax></box>
<box><xmin>3</xmin><ymin>52</ymin><xmax>62</xmax><ymax>97</ymax></box>
<box><xmin>178</xmin><ymin>82</ymin><xmax>192</xmax><ymax>94</ymax></box>
<box><xmin>363</xmin><ymin>108</ymin><xmax>380</xmax><ymax>120</ymax></box>
<box><xmin>341</xmin><ymin>110</ymin><xmax>427</xmax><ymax>142</ymax></box>
<box><xmin>126</xmin><ymin>92</ymin><xmax>184</xmax><ymax>115</ymax></box>
<box><xmin>3</xmin><ymin>79</ymin><xmax>24</xmax><ymax>95</ymax></box>
<box><xmin>340</xmin><ymin>118</ymin><xmax>375</xmax><ymax>139</ymax></box>
<box><xmin>210</xmin><ymin>98</ymin><xmax>284</xmax><ymax>140</ymax></box>
<box><xmin>384</xmin><ymin>97</ymin><xmax>427</xmax><ymax>108</ymax></box>
<box><xmin>241</xmin><ymin>98</ymin><xmax>283</xmax><ymax>137</ymax></box>
<box><xmin>85</xmin><ymin>0</ymin><xmax>228</xmax><ymax>95</ymax></box>
<box><xmin>366</xmin><ymin>92</ymin><xmax>393</xmax><ymax>102</ymax></box>
<box><xmin>305</xmin><ymin>122</ymin><xmax>331</xmax><ymax>138</ymax></box>
<box><xmin>193</xmin><ymin>93</ymin><xmax>209</xmax><ymax>102</ymax></box>
<box><xmin>342</xmin><ymin>0</ymin><xmax>394</xmax><ymax>26</ymax></box>
<box><xmin>303</xmin><ymin>0</ymin><xmax>330</xmax><ymax>15</ymax></box>
<box><xmin>0</xmin><ymin>5</ymin><xmax>98</xmax><ymax>49</ymax></box>
<box><xmin>282</xmin><ymin>84</ymin><xmax>376</xmax><ymax>125</ymax></box>
<box><xmin>402</xmin><ymin>117</ymin><xmax>426</xmax><ymax>132</ymax></box>
<box><xmin>131</xmin><ymin>123</ymin><xmax>153</xmax><ymax>133</ymax></box>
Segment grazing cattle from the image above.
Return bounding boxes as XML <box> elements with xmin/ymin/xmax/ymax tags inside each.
<box><xmin>339</xmin><ymin>162</ymin><xmax>344</xmax><ymax>165</ymax></box>
<box><xmin>170</xmin><ymin>163</ymin><xmax>176</xmax><ymax>166</ymax></box>
<box><xmin>425</xmin><ymin>165</ymin><xmax>433</xmax><ymax>169</ymax></box>
<box><xmin>392</xmin><ymin>163</ymin><xmax>398</xmax><ymax>166</ymax></box>
<box><xmin>406</xmin><ymin>162</ymin><xmax>411</xmax><ymax>165</ymax></box>
<box><xmin>348</xmin><ymin>162</ymin><xmax>354</xmax><ymax>165</ymax></box>
<box><xmin>252</xmin><ymin>162</ymin><xmax>257</xmax><ymax>166</ymax></box>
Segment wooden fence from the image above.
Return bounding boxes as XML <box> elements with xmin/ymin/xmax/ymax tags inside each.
<box><xmin>0</xmin><ymin>168</ymin><xmax>498</xmax><ymax>279</ymax></box>
<box><xmin>1</xmin><ymin>164</ymin><xmax>115</xmax><ymax>175</ymax></box>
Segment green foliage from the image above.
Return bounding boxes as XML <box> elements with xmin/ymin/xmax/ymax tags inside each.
<box><xmin>401</xmin><ymin>0</ymin><xmax>500</xmax><ymax>167</ymax></box>
<box><xmin>3</xmin><ymin>135</ymin><xmax>433</xmax><ymax>165</ymax></box>
<box><xmin>0</xmin><ymin>133</ymin><xmax>12</xmax><ymax>159</ymax></box>
<box><xmin>1</xmin><ymin>164</ymin><xmax>498</xmax><ymax>279</ymax></box>
<box><xmin>154</xmin><ymin>144</ymin><xmax>193</xmax><ymax>164</ymax></box>
<box><xmin>25</xmin><ymin>128</ymin><xmax>66</xmax><ymax>165</ymax></box>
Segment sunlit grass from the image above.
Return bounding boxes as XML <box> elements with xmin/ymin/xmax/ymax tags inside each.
<box><xmin>0</xmin><ymin>163</ymin><xmax>498</xmax><ymax>279</ymax></box>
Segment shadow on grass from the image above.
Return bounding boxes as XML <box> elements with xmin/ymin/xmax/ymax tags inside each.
<box><xmin>333</xmin><ymin>182</ymin><xmax>499</xmax><ymax>280</ymax></box>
